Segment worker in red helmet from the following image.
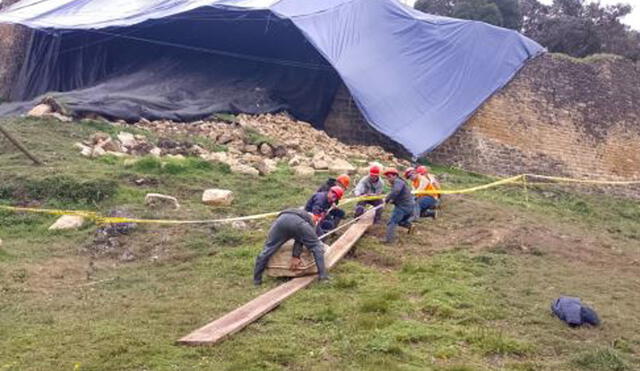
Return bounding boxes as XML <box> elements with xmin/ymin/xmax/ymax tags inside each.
<box><xmin>382</xmin><ymin>167</ymin><xmax>416</xmax><ymax>243</ymax></box>
<box><xmin>353</xmin><ymin>165</ymin><xmax>384</xmax><ymax>223</ymax></box>
<box><xmin>407</xmin><ymin>165</ymin><xmax>440</xmax><ymax>218</ymax></box>
<box><xmin>305</xmin><ymin>185</ymin><xmax>346</xmax><ymax>237</ymax></box>
<box><xmin>316</xmin><ymin>174</ymin><xmax>351</xmax><ymax>193</ymax></box>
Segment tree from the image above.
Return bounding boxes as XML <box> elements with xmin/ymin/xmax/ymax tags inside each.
<box><xmin>453</xmin><ymin>0</ymin><xmax>504</xmax><ymax>26</ymax></box>
<box><xmin>415</xmin><ymin>0</ymin><xmax>521</xmax><ymax>30</ymax></box>
<box><xmin>520</xmin><ymin>0</ymin><xmax>640</xmax><ymax>60</ymax></box>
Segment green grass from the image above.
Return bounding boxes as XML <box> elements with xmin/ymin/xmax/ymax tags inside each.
<box><xmin>1</xmin><ymin>117</ymin><xmax>639</xmax><ymax>370</ymax></box>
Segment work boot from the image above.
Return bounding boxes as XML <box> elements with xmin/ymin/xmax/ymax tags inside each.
<box><xmin>253</xmin><ymin>279</ymin><xmax>262</xmax><ymax>286</ymax></box>
<box><xmin>318</xmin><ymin>274</ymin><xmax>332</xmax><ymax>283</ymax></box>
<box><xmin>406</xmin><ymin>223</ymin><xmax>415</xmax><ymax>235</ymax></box>
<box><xmin>424</xmin><ymin>210</ymin><xmax>437</xmax><ymax>219</ymax></box>
<box><xmin>354</xmin><ymin>205</ymin><xmax>365</xmax><ymax>218</ymax></box>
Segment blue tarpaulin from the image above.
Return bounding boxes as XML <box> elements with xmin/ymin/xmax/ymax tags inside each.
<box><xmin>0</xmin><ymin>0</ymin><xmax>544</xmax><ymax>156</ymax></box>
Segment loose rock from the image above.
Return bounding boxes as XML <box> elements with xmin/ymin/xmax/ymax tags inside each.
<box><xmin>145</xmin><ymin>193</ymin><xmax>180</xmax><ymax>209</ymax></box>
<box><xmin>294</xmin><ymin>165</ymin><xmax>315</xmax><ymax>176</ymax></box>
<box><xmin>27</xmin><ymin>104</ymin><xmax>52</xmax><ymax>117</ymax></box>
<box><xmin>49</xmin><ymin>215</ymin><xmax>85</xmax><ymax>230</ymax></box>
<box><xmin>117</xmin><ymin>132</ymin><xmax>136</xmax><ymax>148</ymax></box>
<box><xmin>328</xmin><ymin>158</ymin><xmax>356</xmax><ymax>174</ymax></box>
<box><xmin>231</xmin><ymin>163</ymin><xmax>260</xmax><ymax>176</ymax></box>
<box><xmin>202</xmin><ymin>189</ymin><xmax>234</xmax><ymax>206</ymax></box>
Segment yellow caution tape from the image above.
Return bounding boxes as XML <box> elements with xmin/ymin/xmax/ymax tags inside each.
<box><xmin>1</xmin><ymin>173</ymin><xmax>638</xmax><ymax>226</ymax></box>
<box><xmin>94</xmin><ymin>211</ymin><xmax>281</xmax><ymax>225</ymax></box>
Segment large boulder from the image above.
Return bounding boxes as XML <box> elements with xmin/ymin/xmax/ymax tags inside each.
<box><xmin>202</xmin><ymin>189</ymin><xmax>234</xmax><ymax>206</ymax></box>
<box><xmin>258</xmin><ymin>143</ymin><xmax>274</xmax><ymax>158</ymax></box>
<box><xmin>49</xmin><ymin>215</ymin><xmax>85</xmax><ymax>230</ymax></box>
<box><xmin>27</xmin><ymin>104</ymin><xmax>52</xmax><ymax>117</ymax></box>
<box><xmin>75</xmin><ymin>142</ymin><xmax>93</xmax><ymax>157</ymax></box>
<box><xmin>294</xmin><ymin>165</ymin><xmax>315</xmax><ymax>177</ymax></box>
<box><xmin>257</xmin><ymin>158</ymin><xmax>278</xmax><ymax>175</ymax></box>
<box><xmin>328</xmin><ymin>158</ymin><xmax>356</xmax><ymax>174</ymax></box>
<box><xmin>117</xmin><ymin>132</ymin><xmax>136</xmax><ymax>148</ymax></box>
<box><xmin>231</xmin><ymin>163</ymin><xmax>260</xmax><ymax>176</ymax></box>
<box><xmin>145</xmin><ymin>193</ymin><xmax>180</xmax><ymax>209</ymax></box>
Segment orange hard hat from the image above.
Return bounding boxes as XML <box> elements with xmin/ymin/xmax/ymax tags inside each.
<box><xmin>383</xmin><ymin>167</ymin><xmax>399</xmax><ymax>176</ymax></box>
<box><xmin>329</xmin><ymin>186</ymin><xmax>344</xmax><ymax>200</ymax></box>
<box><xmin>369</xmin><ymin>165</ymin><xmax>381</xmax><ymax>176</ymax></box>
<box><xmin>416</xmin><ymin>165</ymin><xmax>428</xmax><ymax>175</ymax></box>
<box><xmin>336</xmin><ymin>174</ymin><xmax>350</xmax><ymax>189</ymax></box>
<box><xmin>403</xmin><ymin>167</ymin><xmax>415</xmax><ymax>179</ymax></box>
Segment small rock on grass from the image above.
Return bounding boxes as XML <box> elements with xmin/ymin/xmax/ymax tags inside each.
<box><xmin>49</xmin><ymin>215</ymin><xmax>85</xmax><ymax>230</ymax></box>
<box><xmin>145</xmin><ymin>193</ymin><xmax>180</xmax><ymax>210</ymax></box>
<box><xmin>203</xmin><ymin>189</ymin><xmax>234</xmax><ymax>206</ymax></box>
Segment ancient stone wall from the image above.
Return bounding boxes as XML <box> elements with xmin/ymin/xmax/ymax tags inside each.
<box><xmin>425</xmin><ymin>53</ymin><xmax>640</xmax><ymax>184</ymax></box>
<box><xmin>0</xmin><ymin>0</ymin><xmax>31</xmax><ymax>101</ymax></box>
<box><xmin>327</xmin><ymin>53</ymin><xmax>640</xmax><ymax>197</ymax></box>
<box><xmin>323</xmin><ymin>83</ymin><xmax>411</xmax><ymax>158</ymax></box>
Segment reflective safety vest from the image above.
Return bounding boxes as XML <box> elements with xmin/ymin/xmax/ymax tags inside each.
<box><xmin>413</xmin><ymin>174</ymin><xmax>440</xmax><ymax>199</ymax></box>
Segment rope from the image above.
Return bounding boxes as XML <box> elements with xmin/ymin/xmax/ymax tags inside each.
<box><xmin>2</xmin><ymin>173</ymin><xmax>638</xmax><ymax>225</ymax></box>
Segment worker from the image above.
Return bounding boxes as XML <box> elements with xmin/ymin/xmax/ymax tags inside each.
<box><xmin>416</xmin><ymin>165</ymin><xmax>441</xmax><ymax>190</ymax></box>
<box><xmin>382</xmin><ymin>167</ymin><xmax>416</xmax><ymax>244</ymax></box>
<box><xmin>405</xmin><ymin>167</ymin><xmax>439</xmax><ymax>218</ymax></box>
<box><xmin>305</xmin><ymin>186</ymin><xmax>345</xmax><ymax>236</ymax></box>
<box><xmin>353</xmin><ymin>165</ymin><xmax>384</xmax><ymax>223</ymax></box>
<box><xmin>316</xmin><ymin>174</ymin><xmax>350</xmax><ymax>192</ymax></box>
<box><xmin>253</xmin><ymin>208</ymin><xmax>328</xmax><ymax>285</ymax></box>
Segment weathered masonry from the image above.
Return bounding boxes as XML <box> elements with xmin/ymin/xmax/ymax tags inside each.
<box><xmin>326</xmin><ymin>54</ymin><xmax>640</xmax><ymax>186</ymax></box>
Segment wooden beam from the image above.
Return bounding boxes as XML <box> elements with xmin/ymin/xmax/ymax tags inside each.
<box><xmin>178</xmin><ymin>212</ymin><xmax>374</xmax><ymax>346</ymax></box>
<box><xmin>0</xmin><ymin>124</ymin><xmax>43</xmax><ymax>165</ymax></box>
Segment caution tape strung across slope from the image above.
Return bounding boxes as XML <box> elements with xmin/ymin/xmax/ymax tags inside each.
<box><xmin>1</xmin><ymin>173</ymin><xmax>638</xmax><ymax>225</ymax></box>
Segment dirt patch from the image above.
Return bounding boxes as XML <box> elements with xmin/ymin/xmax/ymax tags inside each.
<box><xmin>351</xmin><ymin>247</ymin><xmax>402</xmax><ymax>270</ymax></box>
<box><xmin>393</xmin><ymin>195</ymin><xmax>640</xmax><ymax>271</ymax></box>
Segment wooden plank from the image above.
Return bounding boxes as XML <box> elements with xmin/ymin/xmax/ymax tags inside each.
<box><xmin>178</xmin><ymin>213</ymin><xmax>374</xmax><ymax>346</ymax></box>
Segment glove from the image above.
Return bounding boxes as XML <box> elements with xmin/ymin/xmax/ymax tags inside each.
<box><xmin>313</xmin><ymin>213</ymin><xmax>325</xmax><ymax>224</ymax></box>
<box><xmin>289</xmin><ymin>257</ymin><xmax>302</xmax><ymax>271</ymax></box>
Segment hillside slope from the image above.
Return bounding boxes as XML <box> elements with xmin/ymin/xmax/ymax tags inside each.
<box><xmin>1</xmin><ymin>117</ymin><xmax>639</xmax><ymax>370</ymax></box>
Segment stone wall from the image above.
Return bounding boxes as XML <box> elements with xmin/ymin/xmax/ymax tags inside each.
<box><xmin>327</xmin><ymin>53</ymin><xmax>640</xmax><ymax>196</ymax></box>
<box><xmin>425</xmin><ymin>53</ymin><xmax>640</xmax><ymax>184</ymax></box>
<box><xmin>323</xmin><ymin>83</ymin><xmax>411</xmax><ymax>158</ymax></box>
<box><xmin>0</xmin><ymin>0</ymin><xmax>31</xmax><ymax>101</ymax></box>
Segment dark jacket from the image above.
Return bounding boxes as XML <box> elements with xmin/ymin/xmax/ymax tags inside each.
<box><xmin>551</xmin><ymin>296</ymin><xmax>600</xmax><ymax>327</ymax></box>
<box><xmin>279</xmin><ymin>208</ymin><xmax>314</xmax><ymax>227</ymax></box>
<box><xmin>385</xmin><ymin>178</ymin><xmax>414</xmax><ymax>209</ymax></box>
<box><xmin>316</xmin><ymin>178</ymin><xmax>337</xmax><ymax>193</ymax></box>
<box><xmin>304</xmin><ymin>191</ymin><xmax>333</xmax><ymax>216</ymax></box>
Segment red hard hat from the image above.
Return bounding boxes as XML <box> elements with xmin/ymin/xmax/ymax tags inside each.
<box><xmin>329</xmin><ymin>186</ymin><xmax>344</xmax><ymax>200</ymax></box>
<box><xmin>416</xmin><ymin>165</ymin><xmax>428</xmax><ymax>175</ymax></box>
<box><xmin>369</xmin><ymin>165</ymin><xmax>381</xmax><ymax>176</ymax></box>
<box><xmin>337</xmin><ymin>174</ymin><xmax>350</xmax><ymax>189</ymax></box>
<box><xmin>383</xmin><ymin>167</ymin><xmax>399</xmax><ymax>176</ymax></box>
<box><xmin>403</xmin><ymin>167</ymin><xmax>415</xmax><ymax>179</ymax></box>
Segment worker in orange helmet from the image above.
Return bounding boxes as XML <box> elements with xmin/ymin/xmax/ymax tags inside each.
<box><xmin>353</xmin><ymin>165</ymin><xmax>384</xmax><ymax>223</ymax></box>
<box><xmin>316</xmin><ymin>174</ymin><xmax>351</xmax><ymax>192</ymax></box>
<box><xmin>405</xmin><ymin>166</ymin><xmax>440</xmax><ymax>218</ymax></box>
<box><xmin>382</xmin><ymin>167</ymin><xmax>416</xmax><ymax>243</ymax></box>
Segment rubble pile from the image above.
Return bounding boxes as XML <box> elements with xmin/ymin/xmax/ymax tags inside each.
<box><xmin>67</xmin><ymin>109</ymin><xmax>409</xmax><ymax>176</ymax></box>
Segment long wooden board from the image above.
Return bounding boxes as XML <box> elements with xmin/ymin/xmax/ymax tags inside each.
<box><xmin>178</xmin><ymin>212</ymin><xmax>374</xmax><ymax>346</ymax></box>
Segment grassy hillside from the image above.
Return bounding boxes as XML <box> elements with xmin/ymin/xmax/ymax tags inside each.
<box><xmin>1</xmin><ymin>117</ymin><xmax>639</xmax><ymax>370</ymax></box>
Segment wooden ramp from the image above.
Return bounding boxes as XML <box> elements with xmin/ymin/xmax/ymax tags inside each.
<box><xmin>178</xmin><ymin>212</ymin><xmax>374</xmax><ymax>346</ymax></box>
